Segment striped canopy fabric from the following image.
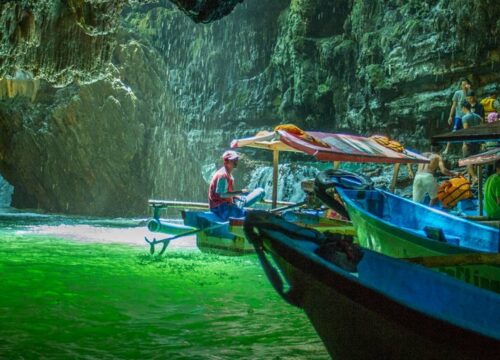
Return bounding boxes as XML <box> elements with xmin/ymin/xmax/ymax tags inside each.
<box><xmin>231</xmin><ymin>129</ymin><xmax>429</xmax><ymax>164</ymax></box>
<box><xmin>458</xmin><ymin>147</ymin><xmax>500</xmax><ymax>166</ymax></box>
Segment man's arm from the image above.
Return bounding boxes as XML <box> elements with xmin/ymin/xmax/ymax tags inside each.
<box><xmin>438</xmin><ymin>156</ymin><xmax>456</xmax><ymax>177</ymax></box>
<box><xmin>448</xmin><ymin>101</ymin><xmax>457</xmax><ymax>125</ymax></box>
<box><xmin>216</xmin><ymin>178</ymin><xmax>247</xmax><ymax>198</ymax></box>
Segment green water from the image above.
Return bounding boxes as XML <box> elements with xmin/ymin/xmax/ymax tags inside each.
<box><xmin>0</xmin><ymin>213</ymin><xmax>329</xmax><ymax>359</ymax></box>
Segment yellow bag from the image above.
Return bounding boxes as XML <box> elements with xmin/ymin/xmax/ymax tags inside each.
<box><xmin>437</xmin><ymin>177</ymin><xmax>473</xmax><ymax>208</ymax></box>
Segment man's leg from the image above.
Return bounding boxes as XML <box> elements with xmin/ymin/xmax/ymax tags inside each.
<box><xmin>412</xmin><ymin>175</ymin><xmax>425</xmax><ymax>203</ymax></box>
<box><xmin>210</xmin><ymin>203</ymin><xmax>229</xmax><ymax>220</ymax></box>
<box><xmin>444</xmin><ymin>117</ymin><xmax>463</xmax><ymax>154</ymax></box>
<box><xmin>463</xmin><ymin>143</ymin><xmax>479</xmax><ymax>183</ymax></box>
<box><xmin>226</xmin><ymin>203</ymin><xmax>246</xmax><ymax>219</ymax></box>
<box><xmin>242</xmin><ymin>188</ymin><xmax>265</xmax><ymax>207</ymax></box>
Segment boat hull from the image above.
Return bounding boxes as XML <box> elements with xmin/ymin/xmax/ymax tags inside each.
<box><xmin>339</xmin><ymin>189</ymin><xmax>500</xmax><ymax>293</ymax></box>
<box><xmin>268</xmin><ymin>247</ymin><xmax>499</xmax><ymax>360</ymax></box>
<box><xmin>229</xmin><ymin>211</ymin><xmax>355</xmax><ymax>238</ymax></box>
<box><xmin>196</xmin><ymin>231</ymin><xmax>254</xmax><ymax>255</ymax></box>
<box><xmin>244</xmin><ymin>212</ymin><xmax>500</xmax><ymax>360</ymax></box>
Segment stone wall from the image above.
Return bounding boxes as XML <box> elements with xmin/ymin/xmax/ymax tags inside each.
<box><xmin>0</xmin><ymin>0</ymin><xmax>499</xmax><ymax>215</ymax></box>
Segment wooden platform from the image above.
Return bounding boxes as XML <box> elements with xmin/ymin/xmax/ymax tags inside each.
<box><xmin>432</xmin><ymin>122</ymin><xmax>500</xmax><ymax>143</ymax></box>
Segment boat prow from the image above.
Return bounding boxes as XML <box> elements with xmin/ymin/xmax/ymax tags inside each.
<box><xmin>244</xmin><ymin>211</ymin><xmax>500</xmax><ymax>359</ymax></box>
<box><xmin>315</xmin><ymin>169</ymin><xmax>500</xmax><ymax>293</ymax></box>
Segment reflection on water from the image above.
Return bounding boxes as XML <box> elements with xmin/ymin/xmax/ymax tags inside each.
<box><xmin>0</xmin><ymin>209</ymin><xmax>329</xmax><ymax>359</ymax></box>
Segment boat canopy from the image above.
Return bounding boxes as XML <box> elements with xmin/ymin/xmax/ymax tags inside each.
<box><xmin>432</xmin><ymin>122</ymin><xmax>500</xmax><ymax>144</ymax></box>
<box><xmin>231</xmin><ymin>128</ymin><xmax>429</xmax><ymax>164</ymax></box>
<box><xmin>459</xmin><ymin>147</ymin><xmax>500</xmax><ymax>166</ymax></box>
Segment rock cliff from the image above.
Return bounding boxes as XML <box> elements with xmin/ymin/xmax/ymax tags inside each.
<box><xmin>0</xmin><ymin>0</ymin><xmax>499</xmax><ymax>215</ymax></box>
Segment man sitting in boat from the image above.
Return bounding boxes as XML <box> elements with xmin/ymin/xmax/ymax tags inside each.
<box><xmin>208</xmin><ymin>150</ymin><xmax>265</xmax><ymax>221</ymax></box>
<box><xmin>413</xmin><ymin>145</ymin><xmax>457</xmax><ymax>205</ymax></box>
<box><xmin>484</xmin><ymin>160</ymin><xmax>500</xmax><ymax>219</ymax></box>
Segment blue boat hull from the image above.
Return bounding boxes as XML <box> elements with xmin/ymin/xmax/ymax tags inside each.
<box><xmin>244</xmin><ymin>212</ymin><xmax>500</xmax><ymax>359</ymax></box>
<box><xmin>337</xmin><ymin>188</ymin><xmax>500</xmax><ymax>293</ymax></box>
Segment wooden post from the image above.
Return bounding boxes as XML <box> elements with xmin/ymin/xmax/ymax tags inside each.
<box><xmin>478</xmin><ymin>165</ymin><xmax>483</xmax><ymax>216</ymax></box>
<box><xmin>390</xmin><ymin>163</ymin><xmax>401</xmax><ymax>193</ymax></box>
<box><xmin>272</xmin><ymin>149</ymin><xmax>279</xmax><ymax>209</ymax></box>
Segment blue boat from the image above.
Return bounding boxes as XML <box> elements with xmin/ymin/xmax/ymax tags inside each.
<box><xmin>314</xmin><ymin>169</ymin><xmax>500</xmax><ymax>293</ymax></box>
<box><xmin>145</xmin><ymin>200</ymin><xmax>254</xmax><ymax>255</ymax></box>
<box><xmin>145</xmin><ymin>200</ymin><xmax>355</xmax><ymax>256</ymax></box>
<box><xmin>244</xmin><ymin>211</ymin><xmax>500</xmax><ymax>359</ymax></box>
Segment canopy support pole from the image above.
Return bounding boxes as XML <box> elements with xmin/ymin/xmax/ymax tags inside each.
<box><xmin>272</xmin><ymin>149</ymin><xmax>279</xmax><ymax>209</ymax></box>
<box><xmin>478</xmin><ymin>165</ymin><xmax>483</xmax><ymax>216</ymax></box>
<box><xmin>390</xmin><ymin>163</ymin><xmax>401</xmax><ymax>193</ymax></box>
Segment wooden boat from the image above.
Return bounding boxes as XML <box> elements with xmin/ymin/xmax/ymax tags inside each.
<box><xmin>146</xmin><ymin>200</ymin><xmax>355</xmax><ymax>256</ymax></box>
<box><xmin>146</xmin><ymin>200</ymin><xmax>254</xmax><ymax>256</ymax></box>
<box><xmin>244</xmin><ymin>211</ymin><xmax>500</xmax><ymax>360</ymax></box>
<box><xmin>314</xmin><ymin>169</ymin><xmax>500</xmax><ymax>293</ymax></box>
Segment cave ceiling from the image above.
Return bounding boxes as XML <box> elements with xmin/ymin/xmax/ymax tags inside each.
<box><xmin>0</xmin><ymin>0</ymin><xmax>244</xmax><ymax>84</ymax></box>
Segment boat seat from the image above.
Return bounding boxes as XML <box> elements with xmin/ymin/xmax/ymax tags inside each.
<box><xmin>423</xmin><ymin>226</ymin><xmax>460</xmax><ymax>246</ymax></box>
<box><xmin>400</xmin><ymin>226</ymin><xmax>460</xmax><ymax>246</ymax></box>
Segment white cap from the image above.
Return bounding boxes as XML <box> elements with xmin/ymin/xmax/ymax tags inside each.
<box><xmin>222</xmin><ymin>150</ymin><xmax>239</xmax><ymax>161</ymax></box>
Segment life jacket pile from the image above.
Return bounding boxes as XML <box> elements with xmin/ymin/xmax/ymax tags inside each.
<box><xmin>437</xmin><ymin>176</ymin><xmax>473</xmax><ymax>208</ymax></box>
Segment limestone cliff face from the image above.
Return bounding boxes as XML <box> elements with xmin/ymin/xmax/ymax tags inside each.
<box><xmin>0</xmin><ymin>0</ymin><xmax>244</xmax><ymax>85</ymax></box>
<box><xmin>0</xmin><ymin>0</ymin><xmax>499</xmax><ymax>215</ymax></box>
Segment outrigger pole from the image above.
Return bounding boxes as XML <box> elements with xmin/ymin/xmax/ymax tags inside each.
<box><xmin>145</xmin><ymin>221</ymin><xmax>228</xmax><ymax>255</ymax></box>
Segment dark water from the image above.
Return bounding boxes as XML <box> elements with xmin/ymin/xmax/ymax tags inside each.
<box><xmin>0</xmin><ymin>209</ymin><xmax>329</xmax><ymax>359</ymax></box>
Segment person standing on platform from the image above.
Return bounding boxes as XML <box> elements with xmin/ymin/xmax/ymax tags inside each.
<box><xmin>461</xmin><ymin>101</ymin><xmax>482</xmax><ymax>183</ymax></box>
<box><xmin>444</xmin><ymin>79</ymin><xmax>472</xmax><ymax>154</ymax></box>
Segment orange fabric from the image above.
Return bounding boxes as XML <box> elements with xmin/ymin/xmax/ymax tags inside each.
<box><xmin>275</xmin><ymin>124</ymin><xmax>330</xmax><ymax>148</ymax></box>
<box><xmin>437</xmin><ymin>176</ymin><xmax>473</xmax><ymax>208</ymax></box>
<box><xmin>370</xmin><ymin>135</ymin><xmax>404</xmax><ymax>153</ymax></box>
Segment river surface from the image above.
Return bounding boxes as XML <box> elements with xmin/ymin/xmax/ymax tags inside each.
<box><xmin>0</xmin><ymin>208</ymin><xmax>329</xmax><ymax>359</ymax></box>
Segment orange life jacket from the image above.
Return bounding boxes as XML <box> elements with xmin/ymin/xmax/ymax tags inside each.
<box><xmin>437</xmin><ymin>176</ymin><xmax>473</xmax><ymax>208</ymax></box>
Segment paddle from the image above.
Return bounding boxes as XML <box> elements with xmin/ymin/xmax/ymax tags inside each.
<box><xmin>145</xmin><ymin>221</ymin><xmax>229</xmax><ymax>255</ymax></box>
<box><xmin>269</xmin><ymin>200</ymin><xmax>306</xmax><ymax>213</ymax></box>
<box><xmin>404</xmin><ymin>253</ymin><xmax>500</xmax><ymax>268</ymax></box>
